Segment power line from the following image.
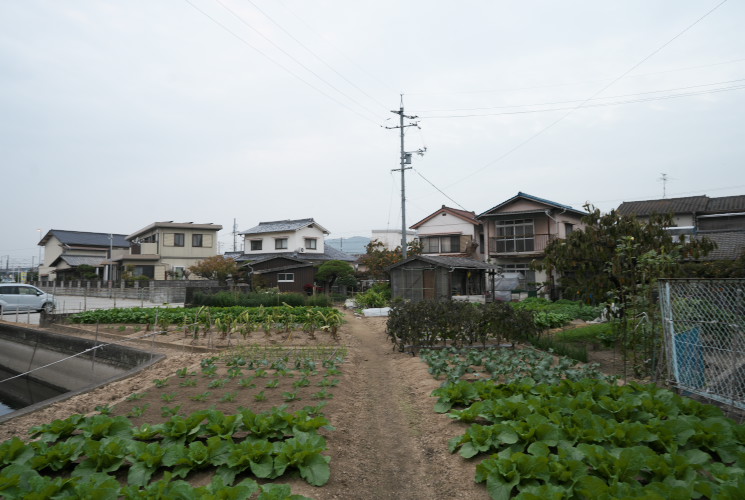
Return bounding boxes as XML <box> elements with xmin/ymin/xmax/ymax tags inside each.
<box><xmin>412</xmin><ymin>168</ymin><xmax>467</xmax><ymax>211</ymax></box>
<box><xmin>413</xmin><ymin>78</ymin><xmax>745</xmax><ymax>114</ymax></box>
<box><xmin>241</xmin><ymin>0</ymin><xmax>390</xmax><ymax>113</ymax></box>
<box><xmin>275</xmin><ymin>0</ymin><xmax>398</xmax><ymax>96</ymax></box>
<box><xmin>418</xmin><ymin>83</ymin><xmax>745</xmax><ymax>119</ymax></box>
<box><xmin>183</xmin><ymin>0</ymin><xmax>380</xmax><ymax>125</ymax></box>
<box><xmin>214</xmin><ymin>0</ymin><xmax>384</xmax><ymax>121</ymax></box>
<box><xmin>441</xmin><ymin>0</ymin><xmax>731</xmax><ymax>189</ymax></box>
<box><xmin>406</xmin><ymin>58</ymin><xmax>745</xmax><ymax>97</ymax></box>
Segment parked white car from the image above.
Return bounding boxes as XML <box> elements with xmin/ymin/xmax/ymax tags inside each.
<box><xmin>0</xmin><ymin>284</ymin><xmax>56</xmax><ymax>314</ymax></box>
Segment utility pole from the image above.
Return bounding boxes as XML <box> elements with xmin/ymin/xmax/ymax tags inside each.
<box><xmin>232</xmin><ymin>218</ymin><xmax>238</xmax><ymax>252</ymax></box>
<box><xmin>386</xmin><ymin>95</ymin><xmax>425</xmax><ymax>259</ymax></box>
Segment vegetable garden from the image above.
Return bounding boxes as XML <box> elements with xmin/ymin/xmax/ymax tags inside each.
<box><xmin>67</xmin><ymin>306</ymin><xmax>345</xmax><ymax>344</ymax></box>
<box><xmin>0</xmin><ymin>349</ymin><xmax>345</xmax><ymax>499</ymax></box>
<box><xmin>419</xmin><ymin>345</ymin><xmax>745</xmax><ymax>499</ymax></box>
<box><xmin>3</xmin><ymin>302</ymin><xmax>744</xmax><ymax>499</ymax></box>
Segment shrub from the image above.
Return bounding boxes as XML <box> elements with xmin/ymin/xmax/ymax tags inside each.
<box><xmin>386</xmin><ymin>300</ymin><xmax>539</xmax><ymax>351</ymax></box>
<box><xmin>355</xmin><ymin>283</ymin><xmax>391</xmax><ymax>309</ymax></box>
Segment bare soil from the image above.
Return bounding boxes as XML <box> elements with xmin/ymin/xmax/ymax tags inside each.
<box><xmin>1</xmin><ymin>311</ymin><xmax>631</xmax><ymax>499</ymax></box>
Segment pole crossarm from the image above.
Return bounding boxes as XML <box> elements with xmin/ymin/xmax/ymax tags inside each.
<box><xmin>385</xmin><ymin>95</ymin><xmax>425</xmax><ymax>259</ymax></box>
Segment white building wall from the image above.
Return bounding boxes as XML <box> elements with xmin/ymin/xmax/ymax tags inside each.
<box><xmin>243</xmin><ymin>226</ymin><xmax>327</xmax><ymax>255</ymax></box>
<box><xmin>416</xmin><ymin>213</ymin><xmax>473</xmax><ymax>237</ymax></box>
<box><xmin>371</xmin><ymin>229</ymin><xmax>417</xmax><ymax>251</ymax></box>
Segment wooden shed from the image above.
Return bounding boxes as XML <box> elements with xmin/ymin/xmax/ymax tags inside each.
<box><xmin>387</xmin><ymin>255</ymin><xmax>497</xmax><ymax>302</ymax></box>
<box><xmin>245</xmin><ymin>256</ymin><xmax>317</xmax><ymax>294</ymax></box>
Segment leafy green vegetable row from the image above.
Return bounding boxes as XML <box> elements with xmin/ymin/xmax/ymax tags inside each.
<box><xmin>511</xmin><ymin>298</ymin><xmax>602</xmax><ymax>322</ymax></box>
<box><xmin>0</xmin><ymin>468</ymin><xmax>312</xmax><ymax>500</ymax></box>
<box><xmin>68</xmin><ymin>305</ymin><xmax>344</xmax><ymax>337</ymax></box>
<box><xmin>420</xmin><ymin>347</ymin><xmax>612</xmax><ymax>385</ymax></box>
<box><xmin>434</xmin><ymin>377</ymin><xmax>745</xmax><ymax>499</ymax></box>
<box><xmin>0</xmin><ymin>406</ymin><xmax>333</xmax><ymax>499</ymax></box>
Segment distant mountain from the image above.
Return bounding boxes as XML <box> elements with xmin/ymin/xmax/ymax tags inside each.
<box><xmin>326</xmin><ymin>236</ymin><xmax>370</xmax><ymax>255</ymax></box>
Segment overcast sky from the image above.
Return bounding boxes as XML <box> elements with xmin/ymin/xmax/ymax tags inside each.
<box><xmin>2</xmin><ymin>1</ymin><xmax>744</xmax><ymax>266</ymax></box>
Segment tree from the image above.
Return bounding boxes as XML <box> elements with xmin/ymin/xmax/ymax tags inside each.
<box><xmin>535</xmin><ymin>205</ymin><xmax>716</xmax><ymax>378</ymax></box>
<box><xmin>358</xmin><ymin>239</ymin><xmax>422</xmax><ymax>280</ymax></box>
<box><xmin>188</xmin><ymin>255</ymin><xmax>239</xmax><ymax>285</ymax></box>
<box><xmin>316</xmin><ymin>260</ymin><xmax>355</xmax><ymax>291</ymax></box>
<box><xmin>535</xmin><ymin>205</ymin><xmax>715</xmax><ymax>307</ymax></box>
<box><xmin>75</xmin><ymin>264</ymin><xmax>98</xmax><ymax>280</ymax></box>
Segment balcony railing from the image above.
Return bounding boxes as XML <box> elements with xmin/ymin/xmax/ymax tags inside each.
<box><xmin>488</xmin><ymin>234</ymin><xmax>555</xmax><ymax>255</ymax></box>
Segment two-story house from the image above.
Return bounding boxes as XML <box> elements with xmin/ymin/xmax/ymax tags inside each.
<box><xmin>38</xmin><ymin>230</ymin><xmax>130</xmax><ymax>280</ymax></box>
<box><xmin>236</xmin><ymin>218</ymin><xmax>355</xmax><ymax>292</ymax></box>
<box><xmin>113</xmin><ymin>222</ymin><xmax>223</xmax><ymax>280</ymax></box>
<box><xmin>478</xmin><ymin>192</ymin><xmax>586</xmax><ymax>291</ymax></box>
<box><xmin>617</xmin><ymin>194</ymin><xmax>745</xmax><ymax>261</ymax></box>
<box><xmin>410</xmin><ymin>205</ymin><xmax>483</xmax><ymax>259</ymax></box>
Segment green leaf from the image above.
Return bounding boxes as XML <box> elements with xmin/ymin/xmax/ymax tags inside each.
<box><xmin>297</xmin><ymin>453</ymin><xmax>331</xmax><ymax>487</ymax></box>
<box><xmin>0</xmin><ymin>437</ymin><xmax>35</xmax><ymax>466</ymax></box>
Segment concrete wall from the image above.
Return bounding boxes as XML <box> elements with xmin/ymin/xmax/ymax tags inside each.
<box><xmin>0</xmin><ymin>323</ymin><xmax>163</xmax><ymax>422</ymax></box>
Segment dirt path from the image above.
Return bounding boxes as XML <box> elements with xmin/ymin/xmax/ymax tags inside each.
<box><xmin>289</xmin><ymin>313</ymin><xmax>485</xmax><ymax>500</ymax></box>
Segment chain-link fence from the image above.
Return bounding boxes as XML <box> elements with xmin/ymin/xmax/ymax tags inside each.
<box><xmin>659</xmin><ymin>279</ymin><xmax>745</xmax><ymax>411</ymax></box>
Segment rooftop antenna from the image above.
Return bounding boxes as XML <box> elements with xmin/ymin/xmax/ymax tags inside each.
<box><xmin>659</xmin><ymin>173</ymin><xmax>668</xmax><ymax>198</ymax></box>
<box><xmin>658</xmin><ymin>173</ymin><xmax>677</xmax><ymax>198</ymax></box>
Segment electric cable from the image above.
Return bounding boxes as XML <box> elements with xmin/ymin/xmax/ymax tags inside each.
<box><xmin>441</xmin><ymin>0</ymin><xmax>731</xmax><ymax>189</ymax></box>
<box><xmin>413</xmin><ymin>168</ymin><xmax>468</xmax><ymax>211</ymax></box>
<box><xmin>241</xmin><ymin>0</ymin><xmax>390</xmax><ymax>113</ymax></box>
<box><xmin>214</xmin><ymin>0</ymin><xmax>384</xmax><ymax>121</ymax></box>
<box><xmin>420</xmin><ymin>83</ymin><xmax>745</xmax><ymax>119</ymax></box>
<box><xmin>413</xmin><ymin>78</ymin><xmax>745</xmax><ymax>114</ymax></box>
<box><xmin>407</xmin><ymin>57</ymin><xmax>745</xmax><ymax>97</ymax></box>
<box><xmin>183</xmin><ymin>0</ymin><xmax>380</xmax><ymax>125</ymax></box>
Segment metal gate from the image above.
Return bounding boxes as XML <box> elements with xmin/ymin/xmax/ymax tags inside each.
<box><xmin>659</xmin><ymin>279</ymin><xmax>745</xmax><ymax>410</ymax></box>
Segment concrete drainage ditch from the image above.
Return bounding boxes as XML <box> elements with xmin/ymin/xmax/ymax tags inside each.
<box><xmin>0</xmin><ymin>322</ymin><xmax>163</xmax><ymax>422</ymax></box>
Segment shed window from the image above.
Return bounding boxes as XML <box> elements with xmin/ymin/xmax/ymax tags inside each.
<box><xmin>277</xmin><ymin>273</ymin><xmax>294</xmax><ymax>282</ymax></box>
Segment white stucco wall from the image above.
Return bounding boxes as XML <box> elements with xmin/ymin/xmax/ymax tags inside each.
<box><xmin>243</xmin><ymin>225</ymin><xmax>326</xmax><ymax>256</ymax></box>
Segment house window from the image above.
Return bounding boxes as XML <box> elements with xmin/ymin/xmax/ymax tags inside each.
<box><xmin>305</xmin><ymin>238</ymin><xmax>317</xmax><ymax>250</ymax></box>
<box><xmin>275</xmin><ymin>238</ymin><xmax>288</xmax><ymax>250</ymax></box>
<box><xmin>501</xmin><ymin>264</ymin><xmax>536</xmax><ymax>290</ymax></box>
<box><xmin>192</xmin><ymin>234</ymin><xmax>203</xmax><ymax>247</ymax></box>
<box><xmin>174</xmin><ymin>233</ymin><xmax>185</xmax><ymax>247</ymax></box>
<box><xmin>564</xmin><ymin>223</ymin><xmax>574</xmax><ymax>236</ymax></box>
<box><xmin>422</xmin><ymin>235</ymin><xmax>461</xmax><ymax>254</ymax></box>
<box><xmin>133</xmin><ymin>265</ymin><xmax>155</xmax><ymax>279</ymax></box>
<box><xmin>172</xmin><ymin>266</ymin><xmax>184</xmax><ymax>279</ymax></box>
<box><xmin>250</xmin><ymin>240</ymin><xmax>263</xmax><ymax>251</ymax></box>
<box><xmin>277</xmin><ymin>273</ymin><xmax>294</xmax><ymax>282</ymax></box>
<box><xmin>495</xmin><ymin>219</ymin><xmax>534</xmax><ymax>252</ymax></box>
